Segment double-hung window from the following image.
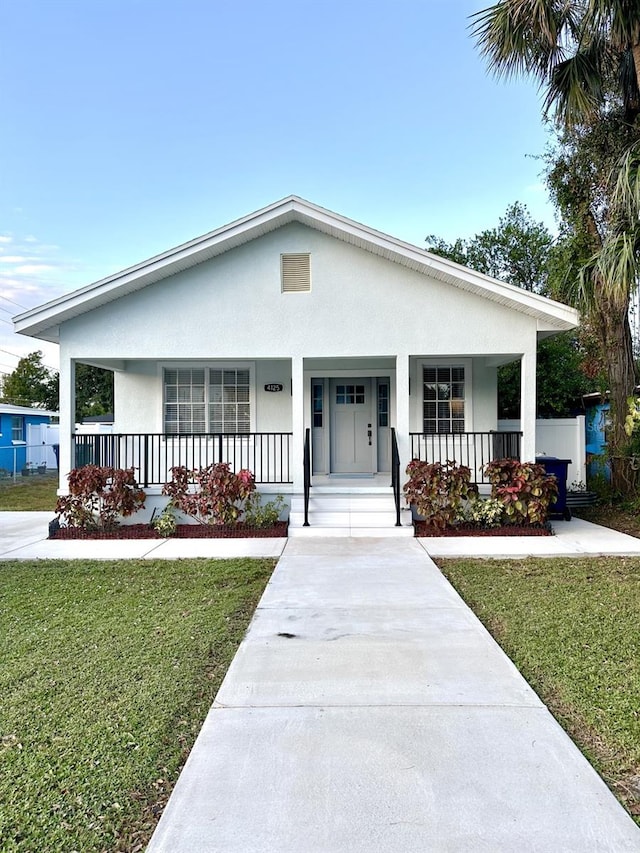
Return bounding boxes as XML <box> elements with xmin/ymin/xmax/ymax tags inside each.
<box><xmin>11</xmin><ymin>416</ymin><xmax>24</xmax><ymax>442</ymax></box>
<box><xmin>164</xmin><ymin>368</ymin><xmax>251</xmax><ymax>434</ymax></box>
<box><xmin>423</xmin><ymin>365</ymin><xmax>465</xmax><ymax>434</ymax></box>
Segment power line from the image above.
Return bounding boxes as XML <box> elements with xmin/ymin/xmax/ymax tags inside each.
<box><xmin>0</xmin><ymin>348</ymin><xmax>58</xmax><ymax>373</ymax></box>
<box><xmin>0</xmin><ymin>294</ymin><xmax>28</xmax><ymax>310</ymax></box>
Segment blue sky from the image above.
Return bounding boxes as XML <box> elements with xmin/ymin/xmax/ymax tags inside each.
<box><xmin>0</xmin><ymin>0</ymin><xmax>553</xmax><ymax>373</ymax></box>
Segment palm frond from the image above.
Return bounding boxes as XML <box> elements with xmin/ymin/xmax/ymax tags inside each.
<box><xmin>545</xmin><ymin>37</ymin><xmax>607</xmax><ymax>122</ymax></box>
<box><xmin>611</xmin><ymin>141</ymin><xmax>640</xmax><ymax>220</ymax></box>
<box><xmin>577</xmin><ymin>252</ymin><xmax>601</xmax><ymax>312</ymax></box>
<box><xmin>470</xmin><ymin>0</ymin><xmax>572</xmax><ymax>81</ymax></box>
<box><xmin>594</xmin><ymin>229</ymin><xmax>640</xmax><ymax>301</ymax></box>
<box><xmin>587</xmin><ymin>0</ymin><xmax>640</xmax><ymax>49</ymax></box>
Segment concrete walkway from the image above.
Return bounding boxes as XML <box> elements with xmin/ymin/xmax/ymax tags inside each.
<box><xmin>147</xmin><ymin>536</ymin><xmax>640</xmax><ymax>852</ymax></box>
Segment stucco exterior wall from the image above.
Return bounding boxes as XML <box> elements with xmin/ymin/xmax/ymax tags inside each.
<box><xmin>54</xmin><ymin>221</ymin><xmax>543</xmax><ymax>486</ymax></box>
<box><xmin>59</xmin><ymin>223</ymin><xmax>538</xmax><ymax>362</ymax></box>
<box><xmin>113</xmin><ymin>359</ymin><xmax>293</xmax><ymax>434</ymax></box>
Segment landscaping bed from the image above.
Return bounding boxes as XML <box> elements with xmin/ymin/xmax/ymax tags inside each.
<box><xmin>49</xmin><ymin>521</ymin><xmax>288</xmax><ymax>540</ymax></box>
<box><xmin>414</xmin><ymin>521</ymin><xmax>553</xmax><ymax>537</ymax></box>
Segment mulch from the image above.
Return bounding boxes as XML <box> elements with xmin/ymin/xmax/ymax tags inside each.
<box><xmin>49</xmin><ymin>522</ymin><xmax>289</xmax><ymax>540</ymax></box>
<box><xmin>414</xmin><ymin>521</ymin><xmax>553</xmax><ymax>537</ymax></box>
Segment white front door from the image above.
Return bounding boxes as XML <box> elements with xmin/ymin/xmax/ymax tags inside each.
<box><xmin>330</xmin><ymin>378</ymin><xmax>374</xmax><ymax>473</ymax></box>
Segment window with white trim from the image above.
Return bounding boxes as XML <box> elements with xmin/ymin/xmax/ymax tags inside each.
<box><xmin>423</xmin><ymin>365</ymin><xmax>465</xmax><ymax>434</ymax></box>
<box><xmin>11</xmin><ymin>416</ymin><xmax>24</xmax><ymax>442</ymax></box>
<box><xmin>164</xmin><ymin>368</ymin><xmax>251</xmax><ymax>434</ymax></box>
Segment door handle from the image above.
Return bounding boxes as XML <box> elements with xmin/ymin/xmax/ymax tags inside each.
<box><xmin>367</xmin><ymin>428</ymin><xmax>372</xmax><ymax>445</ymax></box>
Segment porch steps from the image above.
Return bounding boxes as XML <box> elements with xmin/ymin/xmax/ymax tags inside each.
<box><xmin>288</xmin><ymin>491</ymin><xmax>414</xmax><ymax>538</ymax></box>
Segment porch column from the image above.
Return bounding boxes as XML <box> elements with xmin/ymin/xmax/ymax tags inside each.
<box><xmin>396</xmin><ymin>353</ymin><xmax>411</xmax><ymax>476</ymax></box>
<box><xmin>58</xmin><ymin>355</ymin><xmax>76</xmax><ymax>493</ymax></box>
<box><xmin>291</xmin><ymin>356</ymin><xmax>305</xmax><ymax>492</ymax></box>
<box><xmin>520</xmin><ymin>350</ymin><xmax>537</xmax><ymax>462</ymax></box>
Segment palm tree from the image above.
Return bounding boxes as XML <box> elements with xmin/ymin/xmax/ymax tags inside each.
<box><xmin>471</xmin><ymin>0</ymin><xmax>640</xmax><ymax>494</ymax></box>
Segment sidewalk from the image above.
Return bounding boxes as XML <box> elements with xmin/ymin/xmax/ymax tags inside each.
<box><xmin>147</xmin><ymin>537</ymin><xmax>640</xmax><ymax>852</ymax></box>
<box><xmin>2</xmin><ymin>512</ymin><xmax>640</xmax><ymax>560</ymax></box>
<box><xmin>0</xmin><ymin>512</ymin><xmax>286</xmax><ymax>559</ymax></box>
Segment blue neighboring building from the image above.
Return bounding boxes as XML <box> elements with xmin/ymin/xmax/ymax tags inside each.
<box><xmin>0</xmin><ymin>404</ymin><xmax>59</xmax><ymax>475</ymax></box>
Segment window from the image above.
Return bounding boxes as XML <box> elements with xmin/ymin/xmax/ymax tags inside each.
<box><xmin>378</xmin><ymin>383</ymin><xmax>389</xmax><ymax>428</ymax></box>
<box><xmin>423</xmin><ymin>366</ymin><xmax>465</xmax><ymax>434</ymax></box>
<box><xmin>336</xmin><ymin>384</ymin><xmax>365</xmax><ymax>405</ymax></box>
<box><xmin>11</xmin><ymin>416</ymin><xmax>24</xmax><ymax>442</ymax></box>
<box><xmin>312</xmin><ymin>383</ymin><xmax>323</xmax><ymax>428</ymax></box>
<box><xmin>164</xmin><ymin>367</ymin><xmax>251</xmax><ymax>434</ymax></box>
<box><xmin>209</xmin><ymin>369</ymin><xmax>250</xmax><ymax>433</ymax></box>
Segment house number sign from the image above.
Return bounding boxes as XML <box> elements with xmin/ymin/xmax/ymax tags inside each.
<box><xmin>264</xmin><ymin>383</ymin><xmax>284</xmax><ymax>392</ymax></box>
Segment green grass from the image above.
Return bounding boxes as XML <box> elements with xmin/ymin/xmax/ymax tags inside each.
<box><xmin>0</xmin><ymin>557</ymin><xmax>274</xmax><ymax>851</ymax></box>
<box><xmin>0</xmin><ymin>473</ymin><xmax>59</xmax><ymax>511</ymax></box>
<box><xmin>438</xmin><ymin>556</ymin><xmax>640</xmax><ymax>822</ymax></box>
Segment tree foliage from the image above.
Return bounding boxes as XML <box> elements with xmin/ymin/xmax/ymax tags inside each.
<box><xmin>427</xmin><ymin>202</ymin><xmax>553</xmax><ymax>293</ymax></box>
<box><xmin>427</xmin><ymin>203</ymin><xmax>591</xmax><ymax>418</ymax></box>
<box><xmin>75</xmin><ymin>364</ymin><xmax>114</xmax><ymax>421</ymax></box>
<box><xmin>0</xmin><ymin>353</ymin><xmax>114</xmax><ymax>421</ymax></box>
<box><xmin>471</xmin><ymin>0</ymin><xmax>640</xmax><ymax>494</ymax></box>
<box><xmin>0</xmin><ymin>351</ymin><xmax>58</xmax><ymax>410</ymax></box>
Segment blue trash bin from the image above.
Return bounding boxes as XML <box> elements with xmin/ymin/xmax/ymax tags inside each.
<box><xmin>536</xmin><ymin>456</ymin><xmax>572</xmax><ymax>521</ymax></box>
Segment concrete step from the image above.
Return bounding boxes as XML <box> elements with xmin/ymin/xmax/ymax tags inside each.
<box><xmin>288</xmin><ymin>491</ymin><xmax>414</xmax><ymax>536</ymax></box>
<box><xmin>288</xmin><ymin>525</ymin><xmax>415</xmax><ymax>538</ymax></box>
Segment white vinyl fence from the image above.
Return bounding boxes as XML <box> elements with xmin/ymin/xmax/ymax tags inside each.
<box><xmin>498</xmin><ymin>417</ymin><xmax>586</xmax><ymax>488</ymax></box>
<box><xmin>26</xmin><ymin>423</ymin><xmax>60</xmax><ymax>469</ymax></box>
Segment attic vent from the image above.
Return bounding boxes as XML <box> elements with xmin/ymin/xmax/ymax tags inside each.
<box><xmin>281</xmin><ymin>253</ymin><xmax>311</xmax><ymax>293</ymax></box>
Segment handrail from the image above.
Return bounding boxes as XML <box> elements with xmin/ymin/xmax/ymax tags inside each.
<box><xmin>391</xmin><ymin>427</ymin><xmax>401</xmax><ymax>526</ymax></box>
<box><xmin>409</xmin><ymin>430</ymin><xmax>522</xmax><ymax>485</ymax></box>
<box><xmin>71</xmin><ymin>432</ymin><xmax>293</xmax><ymax>486</ymax></box>
<box><xmin>303</xmin><ymin>427</ymin><xmax>311</xmax><ymax>526</ymax></box>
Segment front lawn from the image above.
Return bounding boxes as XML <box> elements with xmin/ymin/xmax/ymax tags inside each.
<box><xmin>438</xmin><ymin>556</ymin><xmax>640</xmax><ymax>823</ymax></box>
<box><xmin>0</xmin><ymin>472</ymin><xmax>58</xmax><ymax>511</ymax></box>
<box><xmin>0</xmin><ymin>557</ymin><xmax>274</xmax><ymax>851</ymax></box>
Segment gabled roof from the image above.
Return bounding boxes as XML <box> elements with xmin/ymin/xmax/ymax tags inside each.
<box><xmin>14</xmin><ymin>195</ymin><xmax>578</xmax><ymax>342</ymax></box>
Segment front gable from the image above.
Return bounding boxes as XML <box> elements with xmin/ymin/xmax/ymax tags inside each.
<box><xmin>15</xmin><ymin>196</ymin><xmax>578</xmax><ymax>351</ymax></box>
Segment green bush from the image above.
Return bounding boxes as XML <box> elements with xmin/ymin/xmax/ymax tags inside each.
<box><xmin>152</xmin><ymin>503</ymin><xmax>178</xmax><ymax>537</ymax></box>
<box><xmin>465</xmin><ymin>496</ymin><xmax>505</xmax><ymax>527</ymax></box>
<box><xmin>243</xmin><ymin>493</ymin><xmax>285</xmax><ymax>528</ymax></box>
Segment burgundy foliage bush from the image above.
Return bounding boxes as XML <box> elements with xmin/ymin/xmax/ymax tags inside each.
<box><xmin>55</xmin><ymin>466</ymin><xmax>146</xmax><ymax>530</ymax></box>
<box><xmin>162</xmin><ymin>463</ymin><xmax>255</xmax><ymax>525</ymax></box>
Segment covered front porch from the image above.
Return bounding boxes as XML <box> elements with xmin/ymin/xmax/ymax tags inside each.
<box><xmin>66</xmin><ymin>351</ymin><xmax>532</xmax><ymax>498</ymax></box>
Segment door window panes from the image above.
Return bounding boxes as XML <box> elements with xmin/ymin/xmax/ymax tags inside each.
<box><xmin>336</xmin><ymin>384</ymin><xmax>365</xmax><ymax>404</ymax></box>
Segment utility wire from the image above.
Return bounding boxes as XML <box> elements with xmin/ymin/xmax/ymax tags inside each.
<box><xmin>0</xmin><ymin>294</ymin><xmax>28</xmax><ymax>309</ymax></box>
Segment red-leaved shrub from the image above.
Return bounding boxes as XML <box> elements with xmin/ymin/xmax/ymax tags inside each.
<box><xmin>162</xmin><ymin>463</ymin><xmax>255</xmax><ymax>525</ymax></box>
<box><xmin>55</xmin><ymin>466</ymin><xmax>146</xmax><ymax>530</ymax></box>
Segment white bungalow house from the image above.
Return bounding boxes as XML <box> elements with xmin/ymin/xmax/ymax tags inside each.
<box><xmin>14</xmin><ymin>196</ymin><xmax>578</xmax><ymax>534</ymax></box>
